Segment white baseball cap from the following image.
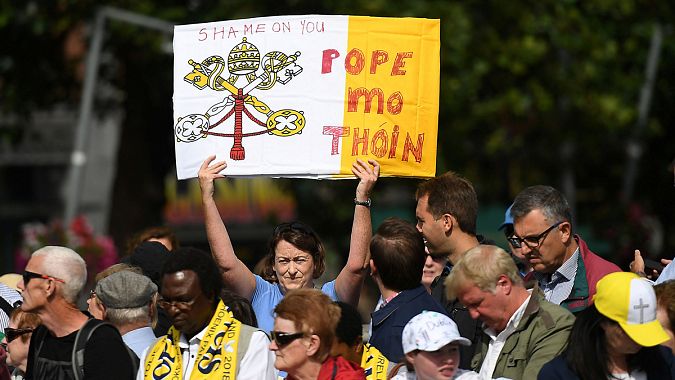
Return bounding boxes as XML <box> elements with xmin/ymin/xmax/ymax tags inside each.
<box><xmin>402</xmin><ymin>311</ymin><xmax>470</xmax><ymax>354</ymax></box>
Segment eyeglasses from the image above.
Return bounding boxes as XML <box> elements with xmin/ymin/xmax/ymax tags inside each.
<box><xmin>270</xmin><ymin>331</ymin><xmax>304</xmax><ymax>347</ymax></box>
<box><xmin>22</xmin><ymin>270</ymin><xmax>65</xmax><ymax>285</ymax></box>
<box><xmin>506</xmin><ymin>235</ymin><xmax>522</xmax><ymax>249</ymax></box>
<box><xmin>157</xmin><ymin>298</ymin><xmax>197</xmax><ymax>310</ymax></box>
<box><xmin>4</xmin><ymin>327</ymin><xmax>33</xmax><ymax>343</ymax></box>
<box><xmin>510</xmin><ymin>222</ymin><xmax>563</xmax><ymax>249</ymax></box>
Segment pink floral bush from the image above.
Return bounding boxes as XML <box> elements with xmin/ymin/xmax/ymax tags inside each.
<box><xmin>14</xmin><ymin>215</ymin><xmax>118</xmax><ymax>281</ymax></box>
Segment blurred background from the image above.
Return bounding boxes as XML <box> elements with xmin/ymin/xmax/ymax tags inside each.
<box><xmin>1</xmin><ymin>1</ymin><xmax>673</xmax><ymax>290</ymax></box>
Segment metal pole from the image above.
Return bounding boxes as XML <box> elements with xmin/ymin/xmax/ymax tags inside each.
<box><xmin>63</xmin><ymin>7</ymin><xmax>174</xmax><ymax>223</ymax></box>
<box><xmin>63</xmin><ymin>9</ymin><xmax>106</xmax><ymax>223</ymax></box>
<box><xmin>621</xmin><ymin>24</ymin><xmax>663</xmax><ymax>204</ymax></box>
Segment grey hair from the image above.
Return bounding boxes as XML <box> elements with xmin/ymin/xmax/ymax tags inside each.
<box><xmin>445</xmin><ymin>245</ymin><xmax>523</xmax><ymax>301</ymax></box>
<box><xmin>32</xmin><ymin>246</ymin><xmax>87</xmax><ymax>303</ymax></box>
<box><xmin>510</xmin><ymin>185</ymin><xmax>573</xmax><ymax>226</ymax></box>
<box><xmin>105</xmin><ymin>305</ymin><xmax>152</xmax><ymax>327</ymax></box>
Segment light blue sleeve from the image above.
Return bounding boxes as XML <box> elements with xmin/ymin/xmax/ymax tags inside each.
<box><xmin>656</xmin><ymin>259</ymin><xmax>675</xmax><ymax>284</ymax></box>
<box><xmin>321</xmin><ymin>279</ymin><xmax>339</xmax><ymax>301</ymax></box>
<box><xmin>251</xmin><ymin>275</ymin><xmax>284</xmax><ymax>333</ymax></box>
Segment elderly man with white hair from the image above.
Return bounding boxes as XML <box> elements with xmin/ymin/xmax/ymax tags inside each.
<box><xmin>18</xmin><ymin>246</ymin><xmax>135</xmax><ymax>379</ymax></box>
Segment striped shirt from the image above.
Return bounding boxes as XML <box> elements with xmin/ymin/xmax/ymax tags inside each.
<box><xmin>0</xmin><ymin>283</ymin><xmax>22</xmax><ymax>332</ymax></box>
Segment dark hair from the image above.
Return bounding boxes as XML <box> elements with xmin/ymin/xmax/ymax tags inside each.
<box><xmin>510</xmin><ymin>185</ymin><xmax>573</xmax><ymax>227</ymax></box>
<box><xmin>160</xmin><ymin>247</ymin><xmax>222</xmax><ymax>302</ymax></box>
<box><xmin>221</xmin><ymin>289</ymin><xmax>258</xmax><ymax>327</ymax></box>
<box><xmin>126</xmin><ymin>226</ymin><xmax>179</xmax><ymax>254</ymax></box>
<box><xmin>334</xmin><ymin>301</ymin><xmax>363</xmax><ymax>347</ymax></box>
<box><xmin>370</xmin><ymin>217</ymin><xmax>425</xmax><ymax>291</ymax></box>
<box><xmin>654</xmin><ymin>280</ymin><xmax>675</xmax><ymax>332</ymax></box>
<box><xmin>261</xmin><ymin>221</ymin><xmax>326</xmax><ymax>283</ymax></box>
<box><xmin>563</xmin><ymin>304</ymin><xmax>665</xmax><ymax>380</ymax></box>
<box><xmin>415</xmin><ymin>171</ymin><xmax>477</xmax><ymax>235</ymax></box>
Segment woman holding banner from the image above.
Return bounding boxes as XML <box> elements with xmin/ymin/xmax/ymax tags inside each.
<box><xmin>198</xmin><ymin>155</ymin><xmax>379</xmax><ymax>332</ymax></box>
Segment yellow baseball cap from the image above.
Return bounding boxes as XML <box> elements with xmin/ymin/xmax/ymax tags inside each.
<box><xmin>593</xmin><ymin>272</ymin><xmax>669</xmax><ymax>347</ymax></box>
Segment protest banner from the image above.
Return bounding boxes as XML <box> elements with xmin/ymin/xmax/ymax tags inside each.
<box><xmin>173</xmin><ymin>15</ymin><xmax>440</xmax><ymax>179</ymax></box>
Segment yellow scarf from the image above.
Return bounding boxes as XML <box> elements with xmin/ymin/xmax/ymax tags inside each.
<box><xmin>361</xmin><ymin>343</ymin><xmax>390</xmax><ymax>380</ymax></box>
<box><xmin>143</xmin><ymin>300</ymin><xmax>242</xmax><ymax>380</ymax></box>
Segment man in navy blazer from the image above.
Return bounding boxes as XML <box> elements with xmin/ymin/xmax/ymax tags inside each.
<box><xmin>368</xmin><ymin>217</ymin><xmax>447</xmax><ymax>362</ymax></box>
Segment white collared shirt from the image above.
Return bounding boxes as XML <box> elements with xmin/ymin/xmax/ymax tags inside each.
<box><xmin>137</xmin><ymin>324</ymin><xmax>276</xmax><ymax>380</ymax></box>
<box><xmin>478</xmin><ymin>291</ymin><xmax>532</xmax><ymax>379</ymax></box>
<box><xmin>535</xmin><ymin>248</ymin><xmax>579</xmax><ymax>305</ymax></box>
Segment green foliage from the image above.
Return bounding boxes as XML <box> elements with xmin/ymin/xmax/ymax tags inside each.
<box><xmin>1</xmin><ymin>0</ymin><xmax>674</xmax><ymax>259</ymax></box>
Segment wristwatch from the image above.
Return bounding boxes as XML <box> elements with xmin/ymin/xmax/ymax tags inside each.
<box><xmin>354</xmin><ymin>198</ymin><xmax>372</xmax><ymax>208</ymax></box>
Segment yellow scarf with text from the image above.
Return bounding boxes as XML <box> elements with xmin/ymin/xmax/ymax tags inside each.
<box><xmin>143</xmin><ymin>300</ymin><xmax>241</xmax><ymax>380</ymax></box>
<box><xmin>361</xmin><ymin>343</ymin><xmax>390</xmax><ymax>380</ymax></box>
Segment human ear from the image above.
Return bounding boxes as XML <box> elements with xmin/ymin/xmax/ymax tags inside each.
<box><xmin>559</xmin><ymin>221</ymin><xmax>572</xmax><ymax>243</ymax></box>
<box><xmin>405</xmin><ymin>352</ymin><xmax>416</xmax><ymax>366</ymax></box>
<box><xmin>306</xmin><ymin>334</ymin><xmax>320</xmax><ymax>357</ymax></box>
<box><xmin>442</xmin><ymin>214</ymin><xmax>454</xmax><ymax>233</ymax></box>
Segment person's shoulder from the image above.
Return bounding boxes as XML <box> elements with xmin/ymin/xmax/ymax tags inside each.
<box><xmin>85</xmin><ymin>321</ymin><xmax>125</xmax><ymax>347</ymax></box>
<box><xmin>537</xmin><ymin>355</ymin><xmax>577</xmax><ymax>379</ymax></box>
<box><xmin>531</xmin><ymin>298</ymin><xmax>575</xmax><ymax>331</ymax></box>
<box><xmin>576</xmin><ymin>235</ymin><xmax>620</xmax><ymax>272</ymax></box>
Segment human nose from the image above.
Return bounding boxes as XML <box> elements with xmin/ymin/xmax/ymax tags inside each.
<box><xmin>519</xmin><ymin>242</ymin><xmax>533</xmax><ymax>255</ymax></box>
<box><xmin>424</xmin><ymin>255</ymin><xmax>433</xmax><ymax>267</ymax></box>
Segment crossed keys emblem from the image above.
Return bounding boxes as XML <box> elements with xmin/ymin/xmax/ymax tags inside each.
<box><xmin>175</xmin><ymin>37</ymin><xmax>306</xmax><ymax>160</ymax></box>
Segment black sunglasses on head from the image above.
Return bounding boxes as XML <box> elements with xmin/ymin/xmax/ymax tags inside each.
<box><xmin>4</xmin><ymin>327</ymin><xmax>33</xmax><ymax>343</ymax></box>
<box><xmin>270</xmin><ymin>331</ymin><xmax>304</xmax><ymax>347</ymax></box>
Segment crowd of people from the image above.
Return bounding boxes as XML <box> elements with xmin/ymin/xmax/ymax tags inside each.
<box><xmin>0</xmin><ymin>157</ymin><xmax>673</xmax><ymax>380</ymax></box>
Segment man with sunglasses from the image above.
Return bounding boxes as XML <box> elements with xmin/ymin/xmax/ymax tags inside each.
<box><xmin>139</xmin><ymin>248</ymin><xmax>275</xmax><ymax>380</ymax></box>
<box><xmin>18</xmin><ymin>246</ymin><xmax>135</xmax><ymax>379</ymax></box>
<box><xmin>511</xmin><ymin>185</ymin><xmax>620</xmax><ymax>313</ymax></box>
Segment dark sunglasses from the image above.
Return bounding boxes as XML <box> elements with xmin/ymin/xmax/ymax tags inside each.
<box><xmin>270</xmin><ymin>331</ymin><xmax>304</xmax><ymax>347</ymax></box>
<box><xmin>4</xmin><ymin>327</ymin><xmax>33</xmax><ymax>343</ymax></box>
<box><xmin>23</xmin><ymin>270</ymin><xmax>65</xmax><ymax>285</ymax></box>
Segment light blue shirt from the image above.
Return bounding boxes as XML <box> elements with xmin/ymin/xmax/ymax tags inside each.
<box><xmin>251</xmin><ymin>274</ymin><xmax>338</xmax><ymax>333</ymax></box>
<box><xmin>122</xmin><ymin>326</ymin><xmax>157</xmax><ymax>358</ymax></box>
<box><xmin>656</xmin><ymin>259</ymin><xmax>675</xmax><ymax>284</ymax></box>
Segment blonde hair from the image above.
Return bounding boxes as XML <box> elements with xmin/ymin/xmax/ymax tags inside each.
<box><xmin>445</xmin><ymin>245</ymin><xmax>523</xmax><ymax>301</ymax></box>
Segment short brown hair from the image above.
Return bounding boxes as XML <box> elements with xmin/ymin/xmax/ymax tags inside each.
<box><xmin>274</xmin><ymin>288</ymin><xmax>341</xmax><ymax>362</ymax></box>
<box><xmin>370</xmin><ymin>217</ymin><xmax>425</xmax><ymax>291</ymax></box>
<box><xmin>261</xmin><ymin>222</ymin><xmax>326</xmax><ymax>283</ymax></box>
<box><xmin>10</xmin><ymin>308</ymin><xmax>41</xmax><ymax>343</ymax></box>
<box><xmin>655</xmin><ymin>280</ymin><xmax>675</xmax><ymax>332</ymax></box>
<box><xmin>126</xmin><ymin>226</ymin><xmax>179</xmax><ymax>254</ymax></box>
<box><xmin>415</xmin><ymin>171</ymin><xmax>477</xmax><ymax>235</ymax></box>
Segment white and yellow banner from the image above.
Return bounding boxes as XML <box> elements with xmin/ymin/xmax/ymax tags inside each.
<box><xmin>173</xmin><ymin>15</ymin><xmax>440</xmax><ymax>179</ymax></box>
